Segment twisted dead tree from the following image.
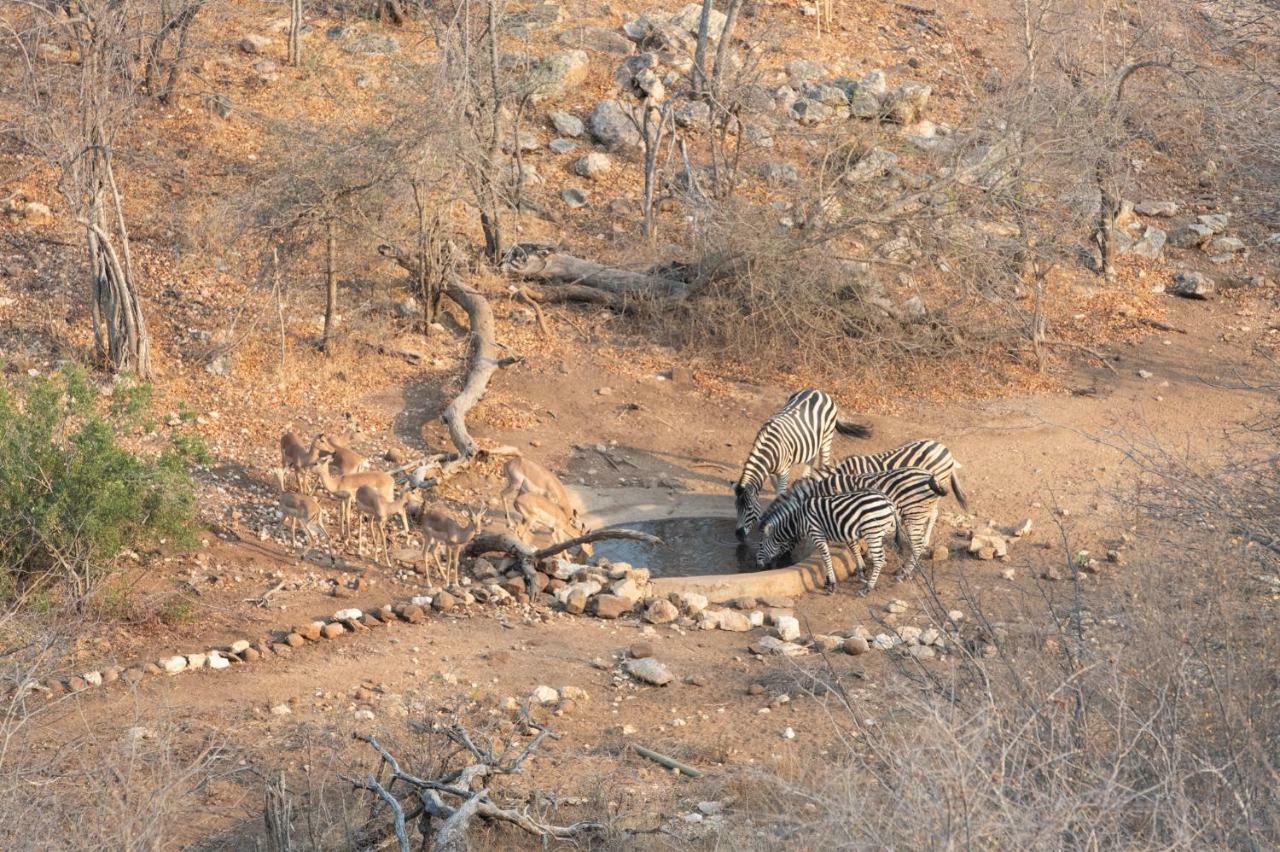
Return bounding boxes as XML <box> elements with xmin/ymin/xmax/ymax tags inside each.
<box><xmin>470</xmin><ymin>528</ymin><xmax>662</xmax><ymax>596</ymax></box>
<box><xmin>501</xmin><ymin>243</ymin><xmax>689</xmax><ymax>302</ymax></box>
<box><xmin>344</xmin><ymin>717</ymin><xmax>604</xmax><ymax>851</ymax></box>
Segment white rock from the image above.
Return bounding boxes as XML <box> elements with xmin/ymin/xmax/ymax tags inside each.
<box><xmin>82</xmin><ymin>671</ymin><xmax>103</xmax><ymax>687</ymax></box>
<box><xmin>886</xmin><ymin>599</ymin><xmax>908</xmax><ymax>614</ymax></box>
<box><xmin>678</xmin><ymin>592</ymin><xmax>708</xmax><ymax>614</ymax></box>
<box><xmin>782</xmin><ymin>727</ymin><xmax>796</xmax><ymax>740</ymax></box>
<box><xmin>334</xmin><ymin>608</ymin><xmax>362</xmax><ymax>621</ymax></box>
<box><xmin>161</xmin><ymin>655</ymin><xmax>187</xmax><ymax>675</ymax></box>
<box><xmin>697</xmin><ymin>801</ymin><xmax>724</xmax><ymax>815</ymax></box>
<box><xmin>207</xmin><ymin>652</ymin><xmax>231</xmax><ymax>670</ymax></box>
<box><xmin>270</xmin><ymin>703</ymin><xmax>292</xmax><ymax>716</ymax></box>
<box><xmin>748</xmin><ymin>610</ymin><xmax>765</xmax><ymax>627</ymax></box>
<box><xmin>531</xmin><ymin>685</ymin><xmax>560</xmax><ymax>704</ymax></box>
<box><xmin>872</xmin><ymin>633</ymin><xmax>899</xmax><ymax>650</ymax></box>
<box><xmin>560</xmin><ymin>685</ymin><xmax>589</xmax><ymax>701</ymax></box>
<box><xmin>354</xmin><ymin>708</ymin><xmax>375</xmax><ymax>720</ymax></box>
<box><xmin>898</xmin><ymin>625</ymin><xmax>923</xmax><ymax>644</ymax></box>
<box><xmin>920</xmin><ymin>627</ymin><xmax>941</xmax><ymax>646</ymax></box>
<box><xmin>229</xmin><ymin>640</ymin><xmax>251</xmax><ymax>654</ymax></box>
<box><xmin>947</xmin><ymin>610</ymin><xmax>965</xmax><ymax>622</ymax></box>
<box><xmin>185</xmin><ymin>653</ymin><xmax>207</xmax><ymax>670</ymax></box>
<box><xmin>625</xmin><ymin>657</ymin><xmax>674</xmax><ymax>686</ymax></box>
<box><xmin>774</xmin><ymin>615</ymin><xmax>801</xmax><ymax>642</ymax></box>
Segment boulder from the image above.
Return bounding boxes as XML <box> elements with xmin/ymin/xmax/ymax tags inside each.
<box><xmin>592</xmin><ymin>594</ymin><xmax>633</xmax><ymax>619</ymax></box>
<box><xmin>239</xmin><ymin>35</ymin><xmax>271</xmax><ymax>55</ymax></box>
<box><xmin>625</xmin><ymin>656</ymin><xmax>674</xmax><ymax>685</ymax></box>
<box><xmin>670</xmin><ymin>4</ymin><xmax>728</xmax><ymax>38</ymax></box>
<box><xmin>21</xmin><ymin>202</ymin><xmax>54</xmax><ymax>225</ymax></box>
<box><xmin>812</xmin><ymin>634</ymin><xmax>845</xmax><ymax>652</ymax></box>
<box><xmin>557</xmin><ymin>26</ymin><xmax>633</xmax><ymax>55</ymax></box>
<box><xmin>530</xmin><ymin>685</ymin><xmax>560</xmax><ymax>704</ymax></box>
<box><xmin>208</xmin><ymin>652</ymin><xmax>231</xmax><ymax>670</ymax></box>
<box><xmin>572</xmin><ymin>152</ymin><xmax>612</xmax><ymax>178</ymax></box>
<box><xmin>842</xmin><ymin>147</ymin><xmax>898</xmax><ymax>184</ymax></box>
<box><xmin>843</xmin><ymin>636</ymin><xmax>870</xmax><ymax>656</ymax></box>
<box><xmin>1128</xmin><ymin>226</ymin><xmax>1166</xmax><ymax>259</ymax></box>
<box><xmin>588</xmin><ymin>100</ymin><xmax>641</xmax><ymax>150</ymax></box>
<box><xmin>1197</xmin><ymin>213</ymin><xmax>1230</xmax><ymax>234</ymax></box>
<box><xmin>630</xmin><ymin>641</ymin><xmax>655</xmax><ymax>659</ymax></box>
<box><xmin>160</xmin><ymin>655</ymin><xmax>186</xmax><ymax>675</ymax></box>
<box><xmin>321</xmin><ymin>622</ymin><xmax>346</xmax><ymax>639</ymax></box>
<box><xmin>968</xmin><ymin>529</ymin><xmax>1009</xmax><ymax>559</ymax></box>
<box><xmin>549</xmin><ymin>110</ymin><xmax>584</xmax><ymax>137</ymax></box>
<box><xmin>1170</xmin><ymin>271</ymin><xmax>1214</xmax><ymax>299</ymax></box>
<box><xmin>760</xmin><ymin>162</ymin><xmax>800</xmax><ymax>186</ymax></box>
<box><xmin>1169</xmin><ymin>223</ymin><xmax>1215</xmax><ymax>248</ymax></box>
<box><xmin>885</xmin><ymin>81</ymin><xmax>931</xmax><ymax>123</ymax></box>
<box><xmin>644</xmin><ymin>598</ymin><xmax>679</xmax><ymax>624</ymax></box>
<box><xmin>790</xmin><ymin>98</ymin><xmax>833</xmax><ymax>124</ymax></box>
<box><xmin>564</xmin><ymin>588</ymin><xmax>589</xmax><ymax>614</ymax></box>
<box><xmin>608</xmin><ymin>575</ymin><xmax>644</xmax><ymax>602</ymax></box>
<box><xmin>532</xmin><ymin>50</ymin><xmax>590</xmax><ymax>98</ymax></box>
<box><xmin>773</xmin><ymin>615</ymin><xmax>801</xmax><ymax>642</ymax></box>
<box><xmin>1207</xmin><ymin>236</ymin><xmax>1245</xmax><ymax>254</ymax></box>
<box><xmin>716</xmin><ymin>609</ymin><xmax>753</xmax><ymax>632</ymax></box>
<box><xmin>750</xmin><ymin>635</ymin><xmax>808</xmax><ymax>657</ymax></box>
<box><xmin>548</xmin><ymin>138</ymin><xmax>578</xmax><ymax>154</ymax></box>
<box><xmin>677</xmin><ymin>592</ymin><xmax>708</xmax><ymax>614</ymax></box>
<box><xmin>1134</xmin><ymin>200</ymin><xmax>1178</xmax><ymax>217</ymax></box>
<box><xmin>432</xmin><ymin>591</ymin><xmax>457</xmax><ymax>612</ymax></box>
<box><xmin>674</xmin><ymin>100</ymin><xmax>711</xmax><ymax>129</ymax></box>
<box><xmin>785</xmin><ymin>59</ymin><xmax>827</xmax><ymax>82</ymax></box>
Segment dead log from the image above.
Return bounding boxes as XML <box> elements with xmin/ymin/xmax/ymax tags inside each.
<box><xmin>522</xmin><ymin>282</ymin><xmax>626</xmax><ymax>311</ymax></box>
<box><xmin>470</xmin><ymin>528</ymin><xmax>663</xmax><ymax>597</ymax></box>
<box><xmin>378</xmin><ymin>243</ymin><xmax>514</xmax><ymax>461</ymax></box>
<box><xmin>502</xmin><ymin>243</ymin><xmax>688</xmax><ymax>300</ymax></box>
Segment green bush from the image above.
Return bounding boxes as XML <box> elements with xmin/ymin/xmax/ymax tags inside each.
<box><xmin>0</xmin><ymin>366</ymin><xmax>200</xmax><ymax>602</ymax></box>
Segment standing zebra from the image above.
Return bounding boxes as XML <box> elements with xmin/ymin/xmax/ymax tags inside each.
<box><xmin>761</xmin><ymin>467</ymin><xmax>947</xmax><ymax>582</ymax></box>
<box><xmin>734</xmin><ymin>389</ymin><xmax>872</xmax><ymax>541</ymax></box>
<box><xmin>757</xmin><ymin>490</ymin><xmax>906</xmax><ymax>594</ymax></box>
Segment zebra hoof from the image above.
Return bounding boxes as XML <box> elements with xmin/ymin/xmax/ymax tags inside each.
<box><xmin>823</xmin><ymin>582</ymin><xmax>836</xmax><ymax>595</ymax></box>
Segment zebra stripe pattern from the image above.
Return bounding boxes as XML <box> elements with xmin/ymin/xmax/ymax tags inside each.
<box><xmin>757</xmin><ymin>490</ymin><xmax>905</xmax><ymax>594</ymax></box>
<box><xmin>815</xmin><ymin>439</ymin><xmax>967</xmax><ymax>512</ymax></box>
<box><xmin>763</xmin><ymin>467</ymin><xmax>947</xmax><ymax>582</ymax></box>
<box><xmin>734</xmin><ymin>389</ymin><xmax>872</xmax><ymax>541</ymax></box>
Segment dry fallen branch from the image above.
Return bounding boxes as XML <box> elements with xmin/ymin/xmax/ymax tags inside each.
<box><xmin>470</xmin><ymin>528</ymin><xmax>662</xmax><ymax>596</ymax></box>
<box><xmin>633</xmin><ymin>744</ymin><xmax>704</xmax><ymax>777</ymax></box>
<box><xmin>343</xmin><ymin>719</ymin><xmax>605</xmax><ymax>851</ymax></box>
<box><xmin>502</xmin><ymin>243</ymin><xmax>688</xmax><ymax>299</ymax></box>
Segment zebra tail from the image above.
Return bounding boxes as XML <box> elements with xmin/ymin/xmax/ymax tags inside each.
<box><xmin>928</xmin><ymin>475</ymin><xmax>948</xmax><ymax>497</ymax></box>
<box><xmin>950</xmin><ymin>469</ymin><xmax>969</xmax><ymax>510</ymax></box>
<box><xmin>835</xmin><ymin>420</ymin><xmax>873</xmax><ymax>439</ymax></box>
<box><xmin>893</xmin><ymin>510</ymin><xmax>909</xmax><ymax>556</ymax></box>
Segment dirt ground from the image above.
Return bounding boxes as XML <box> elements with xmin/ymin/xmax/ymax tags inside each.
<box><xmin>17</xmin><ymin>284</ymin><xmax>1276</xmax><ymax>848</ymax></box>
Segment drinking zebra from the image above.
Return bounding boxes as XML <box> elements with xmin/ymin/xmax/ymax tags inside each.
<box><xmin>734</xmin><ymin>389</ymin><xmax>873</xmax><ymax>541</ymax></box>
<box><xmin>815</xmin><ymin>439</ymin><xmax>967</xmax><ymax>521</ymax></box>
<box><xmin>761</xmin><ymin>466</ymin><xmax>948</xmax><ymax>582</ymax></box>
<box><xmin>757</xmin><ymin>490</ymin><xmax>906</xmax><ymax>593</ymax></box>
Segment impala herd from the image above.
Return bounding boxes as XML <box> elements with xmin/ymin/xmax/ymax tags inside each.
<box><xmin>272</xmin><ymin>430</ymin><xmax>584</xmax><ymax>585</ymax></box>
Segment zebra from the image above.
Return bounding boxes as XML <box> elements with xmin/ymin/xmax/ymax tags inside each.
<box><xmin>757</xmin><ymin>490</ymin><xmax>907</xmax><ymax>594</ymax></box>
<box><xmin>817</xmin><ymin>439</ymin><xmax>967</xmax><ymax>533</ymax></box>
<box><xmin>761</xmin><ymin>466</ymin><xmax>947</xmax><ymax>582</ymax></box>
<box><xmin>734</xmin><ymin>389</ymin><xmax>872</xmax><ymax>541</ymax></box>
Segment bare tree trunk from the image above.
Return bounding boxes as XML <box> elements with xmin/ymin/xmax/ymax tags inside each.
<box><xmin>1095</xmin><ymin>157</ymin><xmax>1116</xmax><ymax>282</ymax></box>
<box><xmin>710</xmin><ymin>0</ymin><xmax>741</xmax><ymax>93</ymax></box>
<box><xmin>640</xmin><ymin>102</ymin><xmax>673</xmax><ymax>242</ymax></box>
<box><xmin>691</xmin><ymin>0</ymin><xmax>715</xmax><ymax>97</ymax></box>
<box><xmin>322</xmin><ymin>219</ymin><xmax>337</xmax><ymax>352</ymax></box>
<box><xmin>289</xmin><ymin>0</ymin><xmax>303</xmax><ymax>67</ymax></box>
<box><xmin>479</xmin><ymin>0</ymin><xmax>505</xmax><ymax>264</ymax></box>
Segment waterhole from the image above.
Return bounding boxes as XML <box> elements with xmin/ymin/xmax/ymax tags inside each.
<box><xmin>591</xmin><ymin>516</ymin><xmax>796</xmax><ymax>577</ymax></box>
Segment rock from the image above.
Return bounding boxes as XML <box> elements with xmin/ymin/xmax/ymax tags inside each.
<box><xmin>530</xmin><ymin>685</ymin><xmax>560</xmax><ymax>704</ymax></box>
<box><xmin>1014</xmin><ymin>518</ymin><xmax>1033</xmax><ymax>537</ymax></box>
<box><xmin>229</xmin><ymin>640</ymin><xmax>251</xmax><ymax>654</ymax></box>
<box><xmin>531</xmin><ymin>50</ymin><xmax>590</xmax><ymax>98</ymax></box>
<box><xmin>1198</xmin><ymin>213</ymin><xmax>1230</xmax><ymax>233</ymax></box>
<box><xmin>572</xmin><ymin>152</ymin><xmax>612</xmax><ymax>178</ymax></box>
<box><xmin>898</xmin><ymin>625</ymin><xmax>923</xmax><ymax>644</ymax></box>
<box><xmin>842</xmin><ymin>147</ymin><xmax>898</xmax><ymax>184</ymax></box>
<box><xmin>67</xmin><ymin>676</ymin><xmax>88</xmax><ymax>692</ymax></box>
<box><xmin>1208</xmin><ymin>236</ymin><xmax>1245</xmax><ymax>254</ymax></box>
<box><xmin>677</xmin><ymin>592</ymin><xmax>708</xmax><ymax>614</ymax></box>
<box><xmin>675</xmin><ymin>100</ymin><xmax>711</xmax><ymax>129</ymax></box>
<box><xmin>645</xmin><ymin>598</ymin><xmax>679</xmax><ymax>624</ymax></box>
<box><xmin>548</xmin><ymin>138</ymin><xmax>578</xmax><ymax>154</ymax></box>
<box><xmin>21</xmin><ymin>202</ymin><xmax>54</xmax><ymax>225</ymax></box>
<box><xmin>1130</xmin><ymin>226</ymin><xmax>1167</xmax><ymax>259</ymax></box>
<box><xmin>560</xmin><ymin>685</ymin><xmax>589</xmax><ymax>701</ymax></box>
<box><xmin>334</xmin><ymin>608</ymin><xmax>362</xmax><ymax>622</ymax></box>
<box><xmin>811</xmin><ymin>634</ymin><xmax>844</xmax><ymax>653</ymax></box>
<box><xmin>732</xmin><ymin>597</ymin><xmax>758</xmax><ymax>610</ymax></box>
<box><xmin>748</xmin><ymin>610</ymin><xmax>766</xmax><ymax>628</ymax></box>
<box><xmin>670</xmin><ymin>3</ymin><xmax>727</xmax><ymax>38</ymax></box>
<box><xmin>625</xmin><ymin>656</ymin><xmax>674</xmax><ymax>686</ymax></box>
<box><xmin>123</xmin><ymin>667</ymin><xmax>146</xmax><ymax>685</ymax></box>
<box><xmin>886</xmin><ymin>599</ymin><xmax>908</xmax><ymax>614</ymax></box>
<box><xmin>885</xmin><ymin>81</ymin><xmax>931</xmax><ymax>123</ymax></box>
<box><xmin>433</xmin><ymin>591</ymin><xmax>457</xmax><ymax>612</ymax></box>
<box><xmin>1170</xmin><ymin>271</ymin><xmax>1214</xmax><ymax>299</ymax></box>
<box><xmin>564</xmin><ymin>588</ymin><xmax>589</xmax><ymax>614</ymax></box>
<box><xmin>843</xmin><ymin>636</ymin><xmax>870</xmax><ymax>655</ymax></box>
<box><xmin>549</xmin><ymin>111</ymin><xmax>584</xmax><ymax>137</ymax></box>
<box><xmin>101</xmin><ymin>667</ymin><xmax>121</xmax><ymax>684</ymax></box>
<box><xmin>696</xmin><ymin>609</ymin><xmax>722</xmax><ymax>630</ymax></box>
<box><xmin>592</xmin><ymin>594</ymin><xmax>633</xmax><ymax>619</ymax></box>
<box><xmin>847</xmin><ymin>625</ymin><xmax>872</xmax><ymax>641</ymax></box>
<box><xmin>345</xmin><ymin>34</ymin><xmax>398</xmax><ymax>55</ymax></box>
<box><xmin>785</xmin><ymin>59</ymin><xmax>826</xmax><ymax>82</ymax></box>
<box><xmin>790</xmin><ymin>98</ymin><xmax>833</xmax><ymax>124</ymax></box>
<box><xmin>588</xmin><ymin>100</ymin><xmax>641</xmax><ymax>150</ymax></box>
<box><xmin>239</xmin><ymin>35</ymin><xmax>271</xmax><ymax>55</ymax></box>
<box><xmin>716</xmin><ymin>609</ymin><xmax>753</xmax><ymax>632</ymax></box>
<box><xmin>321</xmin><ymin>622</ymin><xmax>346</xmax><ymax>639</ymax></box>
<box><xmin>208</xmin><ymin>652</ymin><xmax>231</xmax><ymax>670</ymax></box>
<box><xmin>609</xmin><ymin>576</ymin><xmax>643</xmax><ymax>602</ymax></box>
<box><xmin>270</xmin><ymin>703</ymin><xmax>292</xmax><ymax>716</ymax></box>
<box><xmin>750</xmin><ymin>635</ymin><xmax>808</xmax><ymax>657</ymax></box>
<box><xmin>1135</xmin><ymin>200</ymin><xmax>1178</xmax><ymax>217</ymax></box>
<box><xmin>1169</xmin><ymin>223</ymin><xmax>1215</xmax><ymax>247</ymax></box>
<box><xmin>908</xmin><ymin>644</ymin><xmax>936</xmax><ymax>660</ymax></box>
<box><xmin>284</xmin><ymin>632</ymin><xmax>306</xmax><ymax>647</ymax></box>
<box><xmin>774</xmin><ymin>615</ymin><xmax>801</xmax><ymax>642</ymax></box>
<box><xmin>558</xmin><ymin>580</ymin><xmax>602</xmax><ymax>605</ymax></box>
<box><xmin>872</xmin><ymin>633</ymin><xmax>899</xmax><ymax>650</ymax></box>
<box><xmin>931</xmin><ymin>544</ymin><xmax>950</xmax><ymax>561</ymax></box>
<box><xmin>969</xmin><ymin>529</ymin><xmax>1009</xmax><ymax>559</ymax></box>
<box><xmin>161</xmin><ymin>656</ymin><xmax>186</xmax><ymax>675</ymax></box>
<box><xmin>760</xmin><ymin>162</ymin><xmax>800</xmax><ymax>186</ymax></box>
<box><xmin>397</xmin><ymin>603</ymin><xmax>425</xmax><ymax>623</ymax></box>
<box><xmin>502</xmin><ymin>131</ymin><xmax>541</xmax><ymax>154</ymax></box>
<box><xmin>557</xmin><ymin>25</ymin><xmax>633</xmax><ymax>55</ymax></box>
<box><xmin>240</xmin><ymin>648</ymin><xmax>262</xmax><ymax>662</ymax></box>
<box><xmin>296</xmin><ymin>622</ymin><xmax>323</xmax><ymax>641</ymax></box>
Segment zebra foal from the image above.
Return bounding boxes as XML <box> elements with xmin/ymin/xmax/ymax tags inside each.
<box><xmin>734</xmin><ymin>389</ymin><xmax>872</xmax><ymax>541</ymax></box>
<box><xmin>757</xmin><ymin>490</ymin><xmax>906</xmax><ymax>594</ymax></box>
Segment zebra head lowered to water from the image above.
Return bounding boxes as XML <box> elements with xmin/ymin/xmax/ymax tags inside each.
<box><xmin>757</xmin><ymin>490</ymin><xmax>907</xmax><ymax>594</ymax></box>
<box><xmin>733</xmin><ymin>388</ymin><xmax>873</xmax><ymax>541</ymax></box>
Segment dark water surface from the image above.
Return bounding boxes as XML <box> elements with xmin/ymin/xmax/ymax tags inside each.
<box><xmin>591</xmin><ymin>516</ymin><xmax>779</xmax><ymax>577</ymax></box>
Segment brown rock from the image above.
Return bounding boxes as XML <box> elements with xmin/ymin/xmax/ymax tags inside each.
<box><xmin>558</xmin><ymin>698</ymin><xmax>577</xmax><ymax>714</ymax></box>
<box><xmin>240</xmin><ymin>648</ymin><xmax>262</xmax><ymax>663</ymax></box>
<box><xmin>630</xmin><ymin>641</ymin><xmax>655</xmax><ymax>659</ymax></box>
<box><xmin>747</xmin><ymin>682</ymin><xmax>765</xmax><ymax>695</ymax></box>
<box><xmin>760</xmin><ymin>596</ymin><xmax>795</xmax><ymax>609</ymax></box>
<box><xmin>321</xmin><ymin>622</ymin><xmax>346</xmax><ymax>639</ymax></box>
<box><xmin>396</xmin><ymin>604</ymin><xmax>425</xmax><ymax>623</ymax></box>
<box><xmin>271</xmin><ymin>643</ymin><xmax>293</xmax><ymax>657</ymax></box>
<box><xmin>101</xmin><ymin>666</ymin><xmax>122</xmax><ymax>684</ymax></box>
<box><xmin>45</xmin><ymin>678</ymin><xmax>68</xmax><ymax>696</ymax></box>
<box><xmin>361</xmin><ymin>614</ymin><xmax>381</xmax><ymax>628</ymax></box>
<box><xmin>732</xmin><ymin>596</ymin><xmax>758</xmax><ymax>610</ymax></box>
<box><xmin>354</xmin><ymin>687</ymin><xmax>373</xmax><ymax>701</ymax></box>
<box><xmin>285</xmin><ymin>632</ymin><xmax>306</xmax><ymax>648</ymax></box>
<box><xmin>433</xmin><ymin>591</ymin><xmax>457</xmax><ymax>612</ymax></box>
<box><xmin>295</xmin><ymin>623</ymin><xmax>322</xmax><ymax>641</ymax></box>
<box><xmin>592</xmin><ymin>594</ymin><xmax>632</xmax><ymax>619</ymax></box>
<box><xmin>122</xmin><ymin>667</ymin><xmax>146</xmax><ymax>685</ymax></box>
<box><xmin>844</xmin><ymin>636</ymin><xmax>870</xmax><ymax>656</ymax></box>
<box><xmin>344</xmin><ymin>618</ymin><xmax>368</xmax><ymax>632</ymax></box>
<box><xmin>516</xmin><ymin>592</ymin><xmax>531</xmax><ymax>605</ymax></box>
<box><xmin>546</xmin><ymin>577</ymin><xmax>567</xmax><ymax>593</ymax></box>
<box><xmin>143</xmin><ymin>662</ymin><xmax>163</xmax><ymax>675</ymax></box>
<box><xmin>501</xmin><ymin>579</ymin><xmax>525</xmax><ymax>597</ymax></box>
<box><xmin>67</xmin><ymin>676</ymin><xmax>88</xmax><ymax>692</ymax></box>
<box><xmin>931</xmin><ymin>545</ymin><xmax>949</xmax><ymax>562</ymax></box>
<box><xmin>564</xmin><ymin>589</ymin><xmax>588</xmax><ymax>615</ymax></box>
<box><xmin>332</xmin><ymin>585</ymin><xmax>353</xmax><ymax>599</ymax></box>
<box><xmin>533</xmin><ymin>572</ymin><xmax>550</xmax><ymax>592</ymax></box>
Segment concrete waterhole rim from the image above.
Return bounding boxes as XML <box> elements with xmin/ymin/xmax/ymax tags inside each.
<box><xmin>576</xmin><ymin>487</ymin><xmax>866</xmax><ymax>603</ymax></box>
